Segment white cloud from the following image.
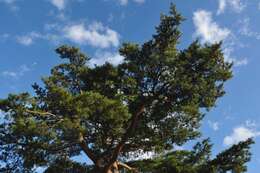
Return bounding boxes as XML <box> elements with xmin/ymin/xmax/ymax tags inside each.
<box><xmin>118</xmin><ymin>0</ymin><xmax>128</xmax><ymax>6</ymax></box>
<box><xmin>0</xmin><ymin>0</ymin><xmax>16</xmax><ymax>4</ymax></box>
<box><xmin>17</xmin><ymin>36</ymin><xmax>33</xmax><ymax>46</ymax></box>
<box><xmin>208</xmin><ymin>120</ymin><xmax>219</xmax><ymax>131</ymax></box>
<box><xmin>0</xmin><ymin>33</ymin><xmax>10</xmax><ymax>42</ymax></box>
<box><xmin>16</xmin><ymin>31</ymin><xmax>61</xmax><ymax>46</ymax></box>
<box><xmin>193</xmin><ymin>10</ymin><xmax>247</xmax><ymax>67</ymax></box>
<box><xmin>223</xmin><ymin>126</ymin><xmax>260</xmax><ymax>146</ymax></box>
<box><xmin>2</xmin><ymin>71</ymin><xmax>17</xmax><ymax>77</ymax></box>
<box><xmin>14</xmin><ymin>22</ymin><xmax>119</xmax><ymax>48</ymax></box>
<box><xmin>64</xmin><ymin>22</ymin><xmax>120</xmax><ymax>48</ymax></box>
<box><xmin>16</xmin><ymin>32</ymin><xmax>42</xmax><ymax>46</ymax></box>
<box><xmin>49</xmin><ymin>0</ymin><xmax>66</xmax><ymax>10</ymax></box>
<box><xmin>217</xmin><ymin>0</ymin><xmax>245</xmax><ymax>15</ymax></box>
<box><xmin>90</xmin><ymin>51</ymin><xmax>124</xmax><ymax>66</ymax></box>
<box><xmin>0</xmin><ymin>0</ymin><xmax>19</xmax><ymax>11</ymax></box>
<box><xmin>245</xmin><ymin>120</ymin><xmax>257</xmax><ymax>128</ymax></box>
<box><xmin>223</xmin><ymin>47</ymin><xmax>248</xmax><ymax>67</ymax></box>
<box><xmin>1</xmin><ymin>64</ymin><xmax>36</xmax><ymax>78</ymax></box>
<box><xmin>193</xmin><ymin>10</ymin><xmax>230</xmax><ymax>44</ymax></box>
<box><xmin>116</xmin><ymin>0</ymin><xmax>145</xmax><ymax>6</ymax></box>
<box><xmin>239</xmin><ymin>18</ymin><xmax>260</xmax><ymax>40</ymax></box>
<box><xmin>217</xmin><ymin>0</ymin><xmax>226</xmax><ymax>15</ymax></box>
<box><xmin>133</xmin><ymin>0</ymin><xmax>145</xmax><ymax>4</ymax></box>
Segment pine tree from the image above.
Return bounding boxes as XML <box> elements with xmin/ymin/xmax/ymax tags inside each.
<box><xmin>127</xmin><ymin>138</ymin><xmax>253</xmax><ymax>173</ymax></box>
<box><xmin>0</xmin><ymin>4</ymin><xmax>253</xmax><ymax>173</ymax></box>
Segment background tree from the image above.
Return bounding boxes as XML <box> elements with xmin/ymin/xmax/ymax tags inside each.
<box><xmin>0</xmin><ymin>4</ymin><xmax>253</xmax><ymax>173</ymax></box>
<box><xmin>127</xmin><ymin>138</ymin><xmax>253</xmax><ymax>173</ymax></box>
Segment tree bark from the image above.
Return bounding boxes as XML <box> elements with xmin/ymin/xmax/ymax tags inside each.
<box><xmin>103</xmin><ymin>161</ymin><xmax>137</xmax><ymax>173</ymax></box>
<box><xmin>106</xmin><ymin>105</ymin><xmax>145</xmax><ymax>170</ymax></box>
<box><xmin>91</xmin><ymin>162</ymin><xmax>119</xmax><ymax>173</ymax></box>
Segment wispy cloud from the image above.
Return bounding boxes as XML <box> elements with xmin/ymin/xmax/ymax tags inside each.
<box><xmin>239</xmin><ymin>18</ymin><xmax>260</xmax><ymax>40</ymax></box>
<box><xmin>0</xmin><ymin>33</ymin><xmax>9</xmax><ymax>42</ymax></box>
<box><xmin>217</xmin><ymin>0</ymin><xmax>246</xmax><ymax>15</ymax></box>
<box><xmin>90</xmin><ymin>50</ymin><xmax>124</xmax><ymax>66</ymax></box>
<box><xmin>245</xmin><ymin>120</ymin><xmax>257</xmax><ymax>128</ymax></box>
<box><xmin>49</xmin><ymin>0</ymin><xmax>67</xmax><ymax>10</ymax></box>
<box><xmin>223</xmin><ymin>46</ymin><xmax>248</xmax><ymax>67</ymax></box>
<box><xmin>16</xmin><ymin>32</ymin><xmax>41</xmax><ymax>46</ymax></box>
<box><xmin>0</xmin><ymin>0</ymin><xmax>16</xmax><ymax>3</ymax></box>
<box><xmin>193</xmin><ymin>10</ymin><xmax>230</xmax><ymax>44</ymax></box>
<box><xmin>16</xmin><ymin>31</ymin><xmax>62</xmax><ymax>46</ymax></box>
<box><xmin>193</xmin><ymin>10</ymin><xmax>248</xmax><ymax>67</ymax></box>
<box><xmin>12</xmin><ymin>20</ymin><xmax>120</xmax><ymax>48</ymax></box>
<box><xmin>0</xmin><ymin>0</ymin><xmax>19</xmax><ymax>11</ymax></box>
<box><xmin>223</xmin><ymin>126</ymin><xmax>260</xmax><ymax>146</ymax></box>
<box><xmin>208</xmin><ymin>120</ymin><xmax>220</xmax><ymax>131</ymax></box>
<box><xmin>64</xmin><ymin>22</ymin><xmax>120</xmax><ymax>48</ymax></box>
<box><xmin>116</xmin><ymin>0</ymin><xmax>145</xmax><ymax>6</ymax></box>
<box><xmin>1</xmin><ymin>63</ymin><xmax>36</xmax><ymax>78</ymax></box>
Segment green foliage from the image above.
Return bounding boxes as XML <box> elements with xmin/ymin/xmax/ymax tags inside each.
<box><xmin>128</xmin><ymin>138</ymin><xmax>254</xmax><ymax>173</ymax></box>
<box><xmin>0</xmin><ymin>3</ymin><xmax>252</xmax><ymax>173</ymax></box>
<box><xmin>44</xmin><ymin>159</ymin><xmax>91</xmax><ymax>173</ymax></box>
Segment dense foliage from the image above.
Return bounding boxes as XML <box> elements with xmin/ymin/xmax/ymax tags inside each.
<box><xmin>0</xmin><ymin>4</ymin><xmax>253</xmax><ymax>173</ymax></box>
<box><xmin>127</xmin><ymin>138</ymin><xmax>254</xmax><ymax>173</ymax></box>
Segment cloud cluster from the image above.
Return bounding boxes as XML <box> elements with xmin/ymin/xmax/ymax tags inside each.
<box><xmin>193</xmin><ymin>10</ymin><xmax>248</xmax><ymax>67</ymax></box>
<box><xmin>193</xmin><ymin>10</ymin><xmax>230</xmax><ymax>44</ymax></box>
<box><xmin>90</xmin><ymin>51</ymin><xmax>124</xmax><ymax>66</ymax></box>
<box><xmin>16</xmin><ymin>32</ymin><xmax>43</xmax><ymax>46</ymax></box>
<box><xmin>208</xmin><ymin>120</ymin><xmax>220</xmax><ymax>131</ymax></box>
<box><xmin>224</xmin><ymin>126</ymin><xmax>260</xmax><ymax>146</ymax></box>
<box><xmin>0</xmin><ymin>0</ymin><xmax>16</xmax><ymax>4</ymax></box>
<box><xmin>15</xmin><ymin>21</ymin><xmax>120</xmax><ymax>50</ymax></box>
<box><xmin>64</xmin><ymin>22</ymin><xmax>120</xmax><ymax>48</ymax></box>
<box><xmin>1</xmin><ymin>64</ymin><xmax>36</xmax><ymax>78</ymax></box>
<box><xmin>217</xmin><ymin>0</ymin><xmax>246</xmax><ymax>15</ymax></box>
<box><xmin>0</xmin><ymin>0</ymin><xmax>19</xmax><ymax>11</ymax></box>
<box><xmin>239</xmin><ymin>18</ymin><xmax>260</xmax><ymax>40</ymax></box>
<box><xmin>49</xmin><ymin>0</ymin><xmax>66</xmax><ymax>10</ymax></box>
<box><xmin>222</xmin><ymin>45</ymin><xmax>248</xmax><ymax>67</ymax></box>
<box><xmin>117</xmin><ymin>0</ymin><xmax>145</xmax><ymax>6</ymax></box>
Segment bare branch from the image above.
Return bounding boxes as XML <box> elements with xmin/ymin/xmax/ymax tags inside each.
<box><xmin>25</xmin><ymin>110</ymin><xmax>58</xmax><ymax>117</ymax></box>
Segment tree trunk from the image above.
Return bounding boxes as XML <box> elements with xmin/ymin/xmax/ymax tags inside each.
<box><xmin>102</xmin><ymin>161</ymin><xmax>137</xmax><ymax>173</ymax></box>
<box><xmin>105</xmin><ymin>162</ymin><xmax>120</xmax><ymax>173</ymax></box>
<box><xmin>91</xmin><ymin>162</ymin><xmax>119</xmax><ymax>173</ymax></box>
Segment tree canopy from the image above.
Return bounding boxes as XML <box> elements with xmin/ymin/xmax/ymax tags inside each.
<box><xmin>0</xmin><ymin>4</ymin><xmax>253</xmax><ymax>173</ymax></box>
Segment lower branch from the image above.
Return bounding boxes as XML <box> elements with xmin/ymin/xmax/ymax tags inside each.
<box><xmin>118</xmin><ymin>161</ymin><xmax>138</xmax><ymax>173</ymax></box>
<box><xmin>78</xmin><ymin>133</ymin><xmax>98</xmax><ymax>165</ymax></box>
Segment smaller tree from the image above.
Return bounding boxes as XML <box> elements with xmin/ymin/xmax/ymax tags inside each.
<box><xmin>127</xmin><ymin>138</ymin><xmax>254</xmax><ymax>173</ymax></box>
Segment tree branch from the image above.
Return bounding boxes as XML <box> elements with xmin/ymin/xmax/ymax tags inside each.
<box><xmin>106</xmin><ymin>104</ymin><xmax>145</xmax><ymax>170</ymax></box>
<box><xmin>25</xmin><ymin>110</ymin><xmax>58</xmax><ymax>117</ymax></box>
<box><xmin>118</xmin><ymin>161</ymin><xmax>138</xmax><ymax>173</ymax></box>
<box><xmin>47</xmin><ymin>142</ymin><xmax>78</xmax><ymax>153</ymax></box>
<box><xmin>78</xmin><ymin>133</ymin><xmax>98</xmax><ymax>165</ymax></box>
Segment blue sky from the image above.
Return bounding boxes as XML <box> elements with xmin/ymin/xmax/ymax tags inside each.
<box><xmin>0</xmin><ymin>0</ymin><xmax>260</xmax><ymax>172</ymax></box>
